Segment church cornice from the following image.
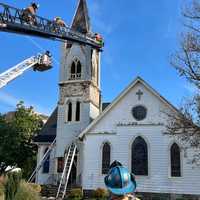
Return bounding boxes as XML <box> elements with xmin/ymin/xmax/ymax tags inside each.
<box><xmin>59</xmin><ymin>80</ymin><xmax>100</xmax><ymax>92</ymax></box>
<box><xmin>116</xmin><ymin>122</ymin><xmax>164</xmax><ymax>127</ymax></box>
<box><xmin>85</xmin><ymin>131</ymin><xmax>116</xmax><ymax>136</ymax></box>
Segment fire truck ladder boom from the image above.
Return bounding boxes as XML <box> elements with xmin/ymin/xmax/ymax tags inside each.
<box><xmin>0</xmin><ymin>52</ymin><xmax>52</xmax><ymax>89</ymax></box>
<box><xmin>0</xmin><ymin>3</ymin><xmax>102</xmax><ymax>50</ymax></box>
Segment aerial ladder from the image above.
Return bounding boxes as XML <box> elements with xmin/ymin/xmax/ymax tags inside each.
<box><xmin>0</xmin><ymin>2</ymin><xmax>101</xmax><ymax>196</ymax></box>
<box><xmin>0</xmin><ymin>3</ymin><xmax>103</xmax><ymax>50</ymax></box>
<box><xmin>0</xmin><ymin>51</ymin><xmax>52</xmax><ymax>89</ymax></box>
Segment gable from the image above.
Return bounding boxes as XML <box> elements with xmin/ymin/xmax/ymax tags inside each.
<box><xmin>79</xmin><ymin>77</ymin><xmax>177</xmax><ymax>138</ymax></box>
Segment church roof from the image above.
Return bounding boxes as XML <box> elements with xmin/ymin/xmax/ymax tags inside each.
<box><xmin>33</xmin><ymin>108</ymin><xmax>57</xmax><ymax>143</ymax></box>
<box><xmin>71</xmin><ymin>0</ymin><xmax>90</xmax><ymax>34</ymax></box>
<box><xmin>33</xmin><ymin>102</ymin><xmax>110</xmax><ymax>143</ymax></box>
<box><xmin>78</xmin><ymin>76</ymin><xmax>179</xmax><ymax>139</ymax></box>
<box><xmin>102</xmin><ymin>103</ymin><xmax>110</xmax><ymax>111</ymax></box>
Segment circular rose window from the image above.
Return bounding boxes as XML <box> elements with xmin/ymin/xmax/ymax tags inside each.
<box><xmin>132</xmin><ymin>105</ymin><xmax>147</xmax><ymax>121</ymax></box>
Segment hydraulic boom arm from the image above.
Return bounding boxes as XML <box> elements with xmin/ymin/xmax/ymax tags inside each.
<box><xmin>0</xmin><ymin>52</ymin><xmax>52</xmax><ymax>89</ymax></box>
<box><xmin>0</xmin><ymin>3</ymin><xmax>102</xmax><ymax>50</ymax></box>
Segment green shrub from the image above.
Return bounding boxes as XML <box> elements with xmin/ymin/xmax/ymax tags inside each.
<box><xmin>0</xmin><ymin>183</ymin><xmax>4</xmax><ymax>200</ymax></box>
<box><xmin>67</xmin><ymin>188</ymin><xmax>83</xmax><ymax>200</ymax></box>
<box><xmin>0</xmin><ymin>183</ymin><xmax>4</xmax><ymax>195</ymax></box>
<box><xmin>5</xmin><ymin>172</ymin><xmax>22</xmax><ymax>200</ymax></box>
<box><xmin>93</xmin><ymin>188</ymin><xmax>109</xmax><ymax>200</ymax></box>
<box><xmin>15</xmin><ymin>181</ymin><xmax>41</xmax><ymax>200</ymax></box>
<box><xmin>28</xmin><ymin>183</ymin><xmax>41</xmax><ymax>193</ymax></box>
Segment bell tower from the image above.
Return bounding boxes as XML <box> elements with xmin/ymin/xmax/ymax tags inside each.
<box><xmin>56</xmin><ymin>0</ymin><xmax>101</xmax><ymax>156</ymax></box>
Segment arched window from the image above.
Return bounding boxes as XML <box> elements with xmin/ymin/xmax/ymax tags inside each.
<box><xmin>132</xmin><ymin>136</ymin><xmax>148</xmax><ymax>176</ymax></box>
<box><xmin>102</xmin><ymin>142</ymin><xmax>111</xmax><ymax>174</ymax></box>
<box><xmin>70</xmin><ymin>58</ymin><xmax>82</xmax><ymax>80</ymax></box>
<box><xmin>170</xmin><ymin>143</ymin><xmax>181</xmax><ymax>177</ymax></box>
<box><xmin>43</xmin><ymin>147</ymin><xmax>50</xmax><ymax>174</ymax></box>
<box><xmin>71</xmin><ymin>62</ymin><xmax>76</xmax><ymax>74</ymax></box>
<box><xmin>75</xmin><ymin>101</ymin><xmax>80</xmax><ymax>121</ymax></box>
<box><xmin>68</xmin><ymin>102</ymin><xmax>72</xmax><ymax>122</ymax></box>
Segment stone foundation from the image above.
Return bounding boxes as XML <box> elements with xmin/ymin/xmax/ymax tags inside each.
<box><xmin>83</xmin><ymin>190</ymin><xmax>200</xmax><ymax>200</ymax></box>
<box><xmin>135</xmin><ymin>193</ymin><xmax>200</xmax><ymax>200</ymax></box>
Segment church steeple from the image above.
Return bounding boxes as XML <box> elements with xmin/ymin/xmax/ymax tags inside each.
<box><xmin>56</xmin><ymin>0</ymin><xmax>101</xmax><ymax>157</ymax></box>
<box><xmin>71</xmin><ymin>0</ymin><xmax>90</xmax><ymax>34</ymax></box>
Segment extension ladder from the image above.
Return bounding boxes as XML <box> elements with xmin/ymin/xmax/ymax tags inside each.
<box><xmin>28</xmin><ymin>138</ymin><xmax>56</xmax><ymax>182</ymax></box>
<box><xmin>56</xmin><ymin>143</ymin><xmax>77</xmax><ymax>199</ymax></box>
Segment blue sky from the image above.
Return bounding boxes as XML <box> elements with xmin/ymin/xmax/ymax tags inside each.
<box><xmin>0</xmin><ymin>0</ymin><xmax>194</xmax><ymax>115</ymax></box>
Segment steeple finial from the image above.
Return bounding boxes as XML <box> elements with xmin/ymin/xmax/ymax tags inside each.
<box><xmin>71</xmin><ymin>0</ymin><xmax>91</xmax><ymax>34</ymax></box>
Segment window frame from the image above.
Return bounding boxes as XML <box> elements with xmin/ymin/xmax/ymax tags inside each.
<box><xmin>170</xmin><ymin>143</ymin><xmax>182</xmax><ymax>178</ymax></box>
<box><xmin>75</xmin><ymin>101</ymin><xmax>81</xmax><ymax>122</ymax></box>
<box><xmin>131</xmin><ymin>136</ymin><xmax>149</xmax><ymax>176</ymax></box>
<box><xmin>42</xmin><ymin>147</ymin><xmax>50</xmax><ymax>174</ymax></box>
<box><xmin>132</xmin><ymin>105</ymin><xmax>147</xmax><ymax>121</ymax></box>
<box><xmin>67</xmin><ymin>102</ymin><xmax>72</xmax><ymax>122</ymax></box>
<box><xmin>57</xmin><ymin>157</ymin><xmax>64</xmax><ymax>173</ymax></box>
<box><xmin>70</xmin><ymin>58</ymin><xmax>82</xmax><ymax>80</ymax></box>
<box><xmin>101</xmin><ymin>142</ymin><xmax>111</xmax><ymax>175</ymax></box>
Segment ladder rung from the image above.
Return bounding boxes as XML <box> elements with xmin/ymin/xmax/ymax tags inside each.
<box><xmin>56</xmin><ymin>143</ymin><xmax>77</xmax><ymax>199</ymax></box>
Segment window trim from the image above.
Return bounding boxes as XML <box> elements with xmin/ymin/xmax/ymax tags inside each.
<box><xmin>70</xmin><ymin>58</ymin><xmax>82</xmax><ymax>80</ymax></box>
<box><xmin>67</xmin><ymin>102</ymin><xmax>73</xmax><ymax>122</ymax></box>
<box><xmin>57</xmin><ymin>157</ymin><xmax>64</xmax><ymax>173</ymax></box>
<box><xmin>42</xmin><ymin>147</ymin><xmax>50</xmax><ymax>174</ymax></box>
<box><xmin>129</xmin><ymin>135</ymin><xmax>150</xmax><ymax>178</ymax></box>
<box><xmin>75</xmin><ymin>101</ymin><xmax>81</xmax><ymax>122</ymax></box>
<box><xmin>168</xmin><ymin>142</ymin><xmax>183</xmax><ymax>178</ymax></box>
<box><xmin>100</xmin><ymin>141</ymin><xmax>112</xmax><ymax>175</ymax></box>
<box><xmin>131</xmin><ymin>105</ymin><xmax>147</xmax><ymax>121</ymax></box>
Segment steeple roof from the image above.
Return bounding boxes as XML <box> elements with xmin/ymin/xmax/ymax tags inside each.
<box><xmin>71</xmin><ymin>0</ymin><xmax>91</xmax><ymax>34</ymax></box>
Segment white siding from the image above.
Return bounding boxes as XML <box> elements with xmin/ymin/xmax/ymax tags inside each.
<box><xmin>82</xmin><ymin>82</ymin><xmax>200</xmax><ymax>195</ymax></box>
<box><xmin>36</xmin><ymin>144</ymin><xmax>56</xmax><ymax>185</ymax></box>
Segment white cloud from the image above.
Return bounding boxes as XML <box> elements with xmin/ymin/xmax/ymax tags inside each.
<box><xmin>0</xmin><ymin>91</ymin><xmax>19</xmax><ymax>107</ymax></box>
<box><xmin>89</xmin><ymin>0</ymin><xmax>116</xmax><ymax>35</ymax></box>
<box><xmin>0</xmin><ymin>91</ymin><xmax>50</xmax><ymax>115</ymax></box>
<box><xmin>89</xmin><ymin>0</ymin><xmax>102</xmax><ymax>17</ymax></box>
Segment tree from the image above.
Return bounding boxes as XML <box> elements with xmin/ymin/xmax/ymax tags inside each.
<box><xmin>0</xmin><ymin>101</ymin><xmax>43</xmax><ymax>178</ymax></box>
<box><xmin>168</xmin><ymin>0</ymin><xmax>200</xmax><ymax>165</ymax></box>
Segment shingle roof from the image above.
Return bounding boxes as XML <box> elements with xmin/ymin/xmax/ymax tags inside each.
<box><xmin>102</xmin><ymin>103</ymin><xmax>110</xmax><ymax>111</ymax></box>
<box><xmin>33</xmin><ymin>108</ymin><xmax>57</xmax><ymax>143</ymax></box>
<box><xmin>33</xmin><ymin>102</ymin><xmax>110</xmax><ymax>143</ymax></box>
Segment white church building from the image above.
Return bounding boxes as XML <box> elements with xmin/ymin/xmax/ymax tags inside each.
<box><xmin>34</xmin><ymin>0</ymin><xmax>200</xmax><ymax>199</ymax></box>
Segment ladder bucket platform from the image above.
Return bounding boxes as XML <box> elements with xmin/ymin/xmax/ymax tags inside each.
<box><xmin>33</xmin><ymin>63</ymin><xmax>52</xmax><ymax>72</ymax></box>
<box><xmin>0</xmin><ymin>3</ymin><xmax>103</xmax><ymax>50</ymax></box>
<box><xmin>33</xmin><ymin>53</ymin><xmax>52</xmax><ymax>72</ymax></box>
<box><xmin>0</xmin><ymin>52</ymin><xmax>53</xmax><ymax>89</ymax></box>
